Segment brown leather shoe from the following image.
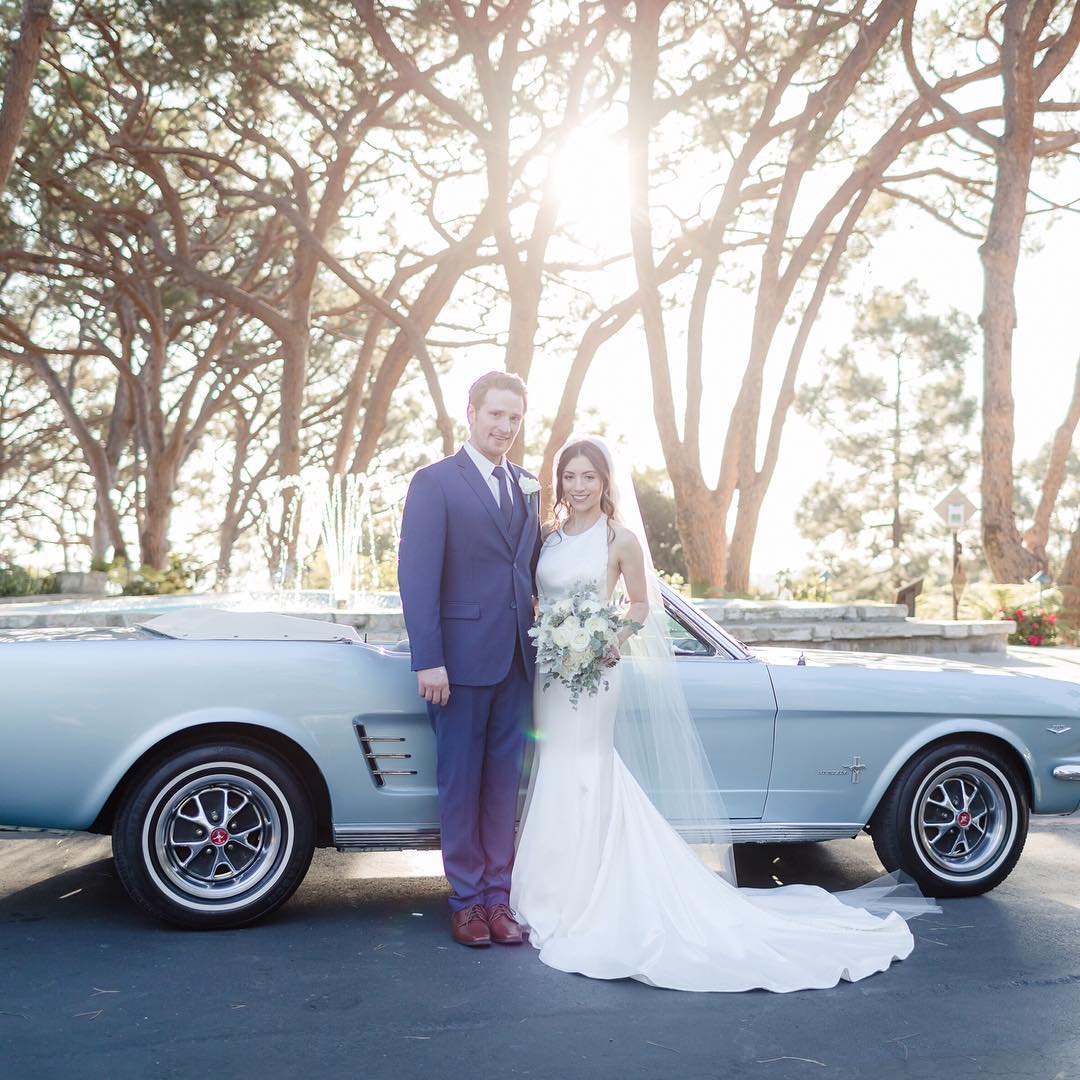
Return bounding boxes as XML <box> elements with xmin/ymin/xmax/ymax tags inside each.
<box><xmin>485</xmin><ymin>903</ymin><xmax>524</xmax><ymax>945</ymax></box>
<box><xmin>451</xmin><ymin>904</ymin><xmax>491</xmax><ymax>947</ymax></box>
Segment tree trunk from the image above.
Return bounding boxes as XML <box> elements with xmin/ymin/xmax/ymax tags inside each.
<box><xmin>1023</xmin><ymin>355</ymin><xmax>1080</xmax><ymax>564</ymax></box>
<box><xmin>504</xmin><ymin>274</ymin><xmax>542</xmax><ymax>468</ymax></box>
<box><xmin>0</xmin><ymin>0</ymin><xmax>51</xmax><ymax>192</ymax></box>
<box><xmin>278</xmin><ymin>317</ymin><xmax>308</xmax><ymax>483</ymax></box>
<box><xmin>676</xmin><ymin>489</ymin><xmax>727</xmax><ymax>596</ymax></box>
<box><xmin>26</xmin><ymin>352</ymin><xmax>127</xmax><ymax>563</ymax></box>
<box><xmin>275</xmin><ymin>324</ymin><xmax>309</xmax><ymax>583</ymax></box>
<box><xmin>350</xmin><ymin>251</ymin><xmax>475</xmax><ymax>475</ymax></box>
<box><xmin>540</xmin><ymin>298</ymin><xmax>639</xmax><ymax>515</ymax></box>
<box><xmin>217</xmin><ymin>414</ymin><xmax>250</xmax><ymax>587</ymax></box>
<box><xmin>217</xmin><ymin>514</ymin><xmax>241</xmax><ymax>588</ymax></box>
<box><xmin>91</xmin><ymin>494</ymin><xmax>112</xmax><ymax>564</ymax></box>
<box><xmin>978</xmin><ymin>1</ymin><xmax>1043</xmax><ymax>583</ymax></box>
<box><xmin>1060</xmin><ymin>520</ymin><xmax>1080</xmax><ymax>634</ymax></box>
<box><xmin>726</xmin><ymin>482</ymin><xmax>774</xmax><ymax>595</ymax></box>
<box><xmin>139</xmin><ymin>473</ymin><xmax>173</xmax><ymax>570</ymax></box>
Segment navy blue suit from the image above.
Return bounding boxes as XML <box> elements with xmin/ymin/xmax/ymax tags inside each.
<box><xmin>398</xmin><ymin>447</ymin><xmax>541</xmax><ymax>910</ymax></box>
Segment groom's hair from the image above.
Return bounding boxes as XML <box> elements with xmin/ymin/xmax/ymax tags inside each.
<box><xmin>468</xmin><ymin>371</ymin><xmax>528</xmax><ymax>412</ymax></box>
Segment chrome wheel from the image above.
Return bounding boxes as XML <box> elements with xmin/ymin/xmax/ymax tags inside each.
<box><xmin>116</xmin><ymin>744</ymin><xmax>316</xmax><ymax>929</ymax></box>
<box><xmin>910</xmin><ymin>759</ymin><xmax>1016</xmax><ymax>881</ymax></box>
<box><xmin>138</xmin><ymin>759</ymin><xmax>298</xmax><ymax>915</ymax></box>
<box><xmin>154</xmin><ymin>775</ymin><xmax>281</xmax><ymax>901</ymax></box>
<box><xmin>872</xmin><ymin>741</ymin><xmax>1028</xmax><ymax>897</ymax></box>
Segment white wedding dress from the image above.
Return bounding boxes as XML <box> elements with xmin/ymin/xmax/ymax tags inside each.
<box><xmin>510</xmin><ymin>516</ymin><xmax>926</xmax><ymax>993</ymax></box>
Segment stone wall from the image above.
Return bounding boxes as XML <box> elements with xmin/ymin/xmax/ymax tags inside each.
<box><xmin>696</xmin><ymin>599</ymin><xmax>1012</xmax><ymax>654</ymax></box>
<box><xmin>0</xmin><ymin>594</ymin><xmax>1015</xmax><ymax>653</ymax></box>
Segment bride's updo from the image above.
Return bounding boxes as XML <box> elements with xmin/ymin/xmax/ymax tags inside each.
<box><xmin>550</xmin><ymin>439</ymin><xmax>619</xmax><ymax>538</ymax></box>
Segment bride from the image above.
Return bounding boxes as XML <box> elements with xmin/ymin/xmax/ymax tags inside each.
<box><xmin>510</xmin><ymin>434</ymin><xmax>938</xmax><ymax>993</ymax></box>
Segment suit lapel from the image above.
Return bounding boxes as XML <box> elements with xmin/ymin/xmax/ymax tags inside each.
<box><xmin>508</xmin><ymin>462</ymin><xmax>540</xmax><ymax>560</ymax></box>
<box><xmin>456</xmin><ymin>447</ymin><xmax>514</xmax><ymax>549</ymax></box>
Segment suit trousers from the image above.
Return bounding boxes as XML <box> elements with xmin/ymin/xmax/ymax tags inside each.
<box><xmin>429</xmin><ymin>642</ymin><xmax>531</xmax><ymax>911</ymax></box>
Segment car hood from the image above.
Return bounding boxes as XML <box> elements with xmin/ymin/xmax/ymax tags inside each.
<box><xmin>751</xmin><ymin>646</ymin><xmax>1026</xmax><ymax>677</ymax></box>
<box><xmin>754</xmin><ymin>645</ymin><xmax>1080</xmax><ymax>717</ymax></box>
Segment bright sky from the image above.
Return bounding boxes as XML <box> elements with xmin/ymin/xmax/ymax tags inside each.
<box><xmin>438</xmin><ymin>171</ymin><xmax>1080</xmax><ymax>589</ymax></box>
<box><xmin>400</xmin><ymin>11</ymin><xmax>1080</xmax><ymax>590</ymax></box>
<box><xmin>35</xmin><ymin>11</ymin><xmax>1074</xmax><ymax>592</ymax></box>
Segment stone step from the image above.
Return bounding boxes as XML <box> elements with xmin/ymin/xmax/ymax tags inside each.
<box><xmin>725</xmin><ymin>618</ymin><xmax>1014</xmax><ymax>655</ymax></box>
<box><xmin>732</xmin><ymin>619</ymin><xmax>1010</xmax><ymax>642</ymax></box>
<box><xmin>697</xmin><ymin>600</ymin><xmax>909</xmax><ymax>623</ymax></box>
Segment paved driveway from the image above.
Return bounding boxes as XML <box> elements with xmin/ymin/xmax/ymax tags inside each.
<box><xmin>2</xmin><ymin>819</ymin><xmax>1079</xmax><ymax>1080</ymax></box>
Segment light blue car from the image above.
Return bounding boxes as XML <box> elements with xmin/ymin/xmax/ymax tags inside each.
<box><xmin>2</xmin><ymin>586</ymin><xmax>1079</xmax><ymax>929</ymax></box>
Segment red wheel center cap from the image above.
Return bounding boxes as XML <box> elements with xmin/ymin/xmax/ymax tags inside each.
<box><xmin>957</xmin><ymin>811</ymin><xmax>971</xmax><ymax>828</ymax></box>
<box><xmin>210</xmin><ymin>828</ymin><xmax>229</xmax><ymax>846</ymax></box>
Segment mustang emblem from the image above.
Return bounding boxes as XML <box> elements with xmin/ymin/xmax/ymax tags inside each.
<box><xmin>1047</xmin><ymin>724</ymin><xmax>1072</xmax><ymax>735</ymax></box>
<box><xmin>817</xmin><ymin>756</ymin><xmax>867</xmax><ymax>784</ymax></box>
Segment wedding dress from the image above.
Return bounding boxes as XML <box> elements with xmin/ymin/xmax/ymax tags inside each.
<box><xmin>510</xmin><ymin>512</ymin><xmax>936</xmax><ymax>993</ymax></box>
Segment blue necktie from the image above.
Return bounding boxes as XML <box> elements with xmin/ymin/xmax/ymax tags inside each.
<box><xmin>492</xmin><ymin>465</ymin><xmax>513</xmax><ymax>528</ymax></box>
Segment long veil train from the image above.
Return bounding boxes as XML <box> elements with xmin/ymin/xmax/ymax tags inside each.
<box><xmin>510</xmin><ymin>433</ymin><xmax>939</xmax><ymax>993</ymax></box>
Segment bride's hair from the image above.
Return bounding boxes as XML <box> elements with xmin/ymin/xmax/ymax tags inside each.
<box><xmin>549</xmin><ymin>439</ymin><xmax>618</xmax><ymax>542</ymax></box>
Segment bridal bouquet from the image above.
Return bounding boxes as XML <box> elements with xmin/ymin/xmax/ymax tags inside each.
<box><xmin>529</xmin><ymin>583</ymin><xmax>642</xmax><ymax>708</ymax></box>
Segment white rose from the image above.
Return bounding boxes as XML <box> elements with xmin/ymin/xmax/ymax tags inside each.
<box><xmin>518</xmin><ymin>475</ymin><xmax>541</xmax><ymax>496</ymax></box>
<box><xmin>585</xmin><ymin>616</ymin><xmax>609</xmax><ymax>637</ymax></box>
<box><xmin>581</xmin><ymin>599</ymin><xmax>602</xmax><ymax>614</ymax></box>
<box><xmin>553</xmin><ymin>600</ymin><xmax>573</xmax><ymax>617</ymax></box>
<box><xmin>570</xmin><ymin>628</ymin><xmax>591</xmax><ymax>653</ymax></box>
<box><xmin>552</xmin><ymin>623</ymin><xmax>574</xmax><ymax>649</ymax></box>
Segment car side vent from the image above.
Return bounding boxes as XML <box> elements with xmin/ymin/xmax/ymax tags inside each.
<box><xmin>354</xmin><ymin>722</ymin><xmax>416</xmax><ymax>788</ymax></box>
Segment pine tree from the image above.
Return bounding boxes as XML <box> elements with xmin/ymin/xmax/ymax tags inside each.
<box><xmin>795</xmin><ymin>285</ymin><xmax>978</xmax><ymax>598</ymax></box>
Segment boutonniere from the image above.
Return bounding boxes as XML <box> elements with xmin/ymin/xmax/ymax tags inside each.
<box><xmin>518</xmin><ymin>475</ymin><xmax>541</xmax><ymax>497</ymax></box>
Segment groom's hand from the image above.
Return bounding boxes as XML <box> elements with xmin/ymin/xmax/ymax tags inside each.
<box><xmin>417</xmin><ymin>666</ymin><xmax>451</xmax><ymax>707</ymax></box>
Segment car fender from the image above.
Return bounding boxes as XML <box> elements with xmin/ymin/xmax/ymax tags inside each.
<box><xmin>82</xmin><ymin>706</ymin><xmax>324</xmax><ymax>829</ymax></box>
<box><xmin>854</xmin><ymin>717</ymin><xmax>1035</xmax><ymax>824</ymax></box>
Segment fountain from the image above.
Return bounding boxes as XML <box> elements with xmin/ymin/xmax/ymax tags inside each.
<box><xmin>319</xmin><ymin>473</ymin><xmax>365</xmax><ymax>608</ymax></box>
<box><xmin>0</xmin><ymin>467</ymin><xmax>409</xmax><ymax>640</ymax></box>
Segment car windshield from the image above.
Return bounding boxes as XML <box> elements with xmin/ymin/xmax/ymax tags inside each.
<box><xmin>658</xmin><ymin>584</ymin><xmax>750</xmax><ymax>659</ymax></box>
<box><xmin>660</xmin><ymin>609</ymin><xmax>713</xmax><ymax>656</ymax></box>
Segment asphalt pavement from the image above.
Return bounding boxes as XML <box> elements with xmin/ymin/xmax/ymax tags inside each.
<box><xmin>2</xmin><ymin>819</ymin><xmax>1080</xmax><ymax>1080</ymax></box>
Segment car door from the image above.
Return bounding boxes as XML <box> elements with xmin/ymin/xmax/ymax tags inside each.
<box><xmin>664</xmin><ymin>604</ymin><xmax>777</xmax><ymax>819</ymax></box>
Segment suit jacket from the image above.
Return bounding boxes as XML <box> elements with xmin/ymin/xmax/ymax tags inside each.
<box><xmin>397</xmin><ymin>447</ymin><xmax>542</xmax><ymax>686</ymax></box>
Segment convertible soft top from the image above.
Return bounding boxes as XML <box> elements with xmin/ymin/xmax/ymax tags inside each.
<box><xmin>141</xmin><ymin>608</ymin><xmax>363</xmax><ymax>643</ymax></box>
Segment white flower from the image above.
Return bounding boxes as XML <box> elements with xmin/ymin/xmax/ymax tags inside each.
<box><xmin>552</xmin><ymin>623</ymin><xmax>574</xmax><ymax>649</ymax></box>
<box><xmin>518</xmin><ymin>475</ymin><xmax>541</xmax><ymax>496</ymax></box>
<box><xmin>580</xmin><ymin>599</ymin><xmax>601</xmax><ymax>614</ymax></box>
<box><xmin>570</xmin><ymin>628</ymin><xmax>591</xmax><ymax>653</ymax></box>
<box><xmin>585</xmin><ymin>616</ymin><xmax>609</xmax><ymax>636</ymax></box>
<box><xmin>553</xmin><ymin>599</ymin><xmax>573</xmax><ymax>618</ymax></box>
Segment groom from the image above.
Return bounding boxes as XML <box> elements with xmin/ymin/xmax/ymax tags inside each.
<box><xmin>397</xmin><ymin>371</ymin><xmax>541</xmax><ymax>947</ymax></box>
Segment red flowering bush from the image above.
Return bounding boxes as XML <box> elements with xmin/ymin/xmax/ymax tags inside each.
<box><xmin>996</xmin><ymin>605</ymin><xmax>1059</xmax><ymax>647</ymax></box>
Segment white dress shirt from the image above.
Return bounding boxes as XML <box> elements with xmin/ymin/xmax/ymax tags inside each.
<box><xmin>463</xmin><ymin>440</ymin><xmax>514</xmax><ymax>511</ymax></box>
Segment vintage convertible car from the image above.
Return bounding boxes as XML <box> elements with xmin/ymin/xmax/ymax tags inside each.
<box><xmin>2</xmin><ymin>587</ymin><xmax>1079</xmax><ymax>929</ymax></box>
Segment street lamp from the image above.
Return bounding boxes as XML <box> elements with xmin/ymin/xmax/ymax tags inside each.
<box><xmin>818</xmin><ymin>568</ymin><xmax>832</xmax><ymax>603</ymax></box>
<box><xmin>1029</xmin><ymin>569</ymin><xmax>1052</xmax><ymax>608</ymax></box>
<box><xmin>934</xmin><ymin>487</ymin><xmax>977</xmax><ymax>621</ymax></box>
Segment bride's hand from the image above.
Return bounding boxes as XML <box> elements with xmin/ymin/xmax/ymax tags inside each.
<box><xmin>602</xmin><ymin>645</ymin><xmax>621</xmax><ymax>668</ymax></box>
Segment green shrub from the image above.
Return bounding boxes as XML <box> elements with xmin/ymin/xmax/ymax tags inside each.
<box><xmin>117</xmin><ymin>553</ymin><xmax>208</xmax><ymax>596</ymax></box>
<box><xmin>0</xmin><ymin>563</ymin><xmax>56</xmax><ymax>597</ymax></box>
<box><xmin>773</xmin><ymin>567</ymin><xmax>830</xmax><ymax>602</ymax></box>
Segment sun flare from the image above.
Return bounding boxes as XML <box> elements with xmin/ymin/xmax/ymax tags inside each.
<box><xmin>550</xmin><ymin>125</ymin><xmax>630</xmax><ymax>251</ymax></box>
